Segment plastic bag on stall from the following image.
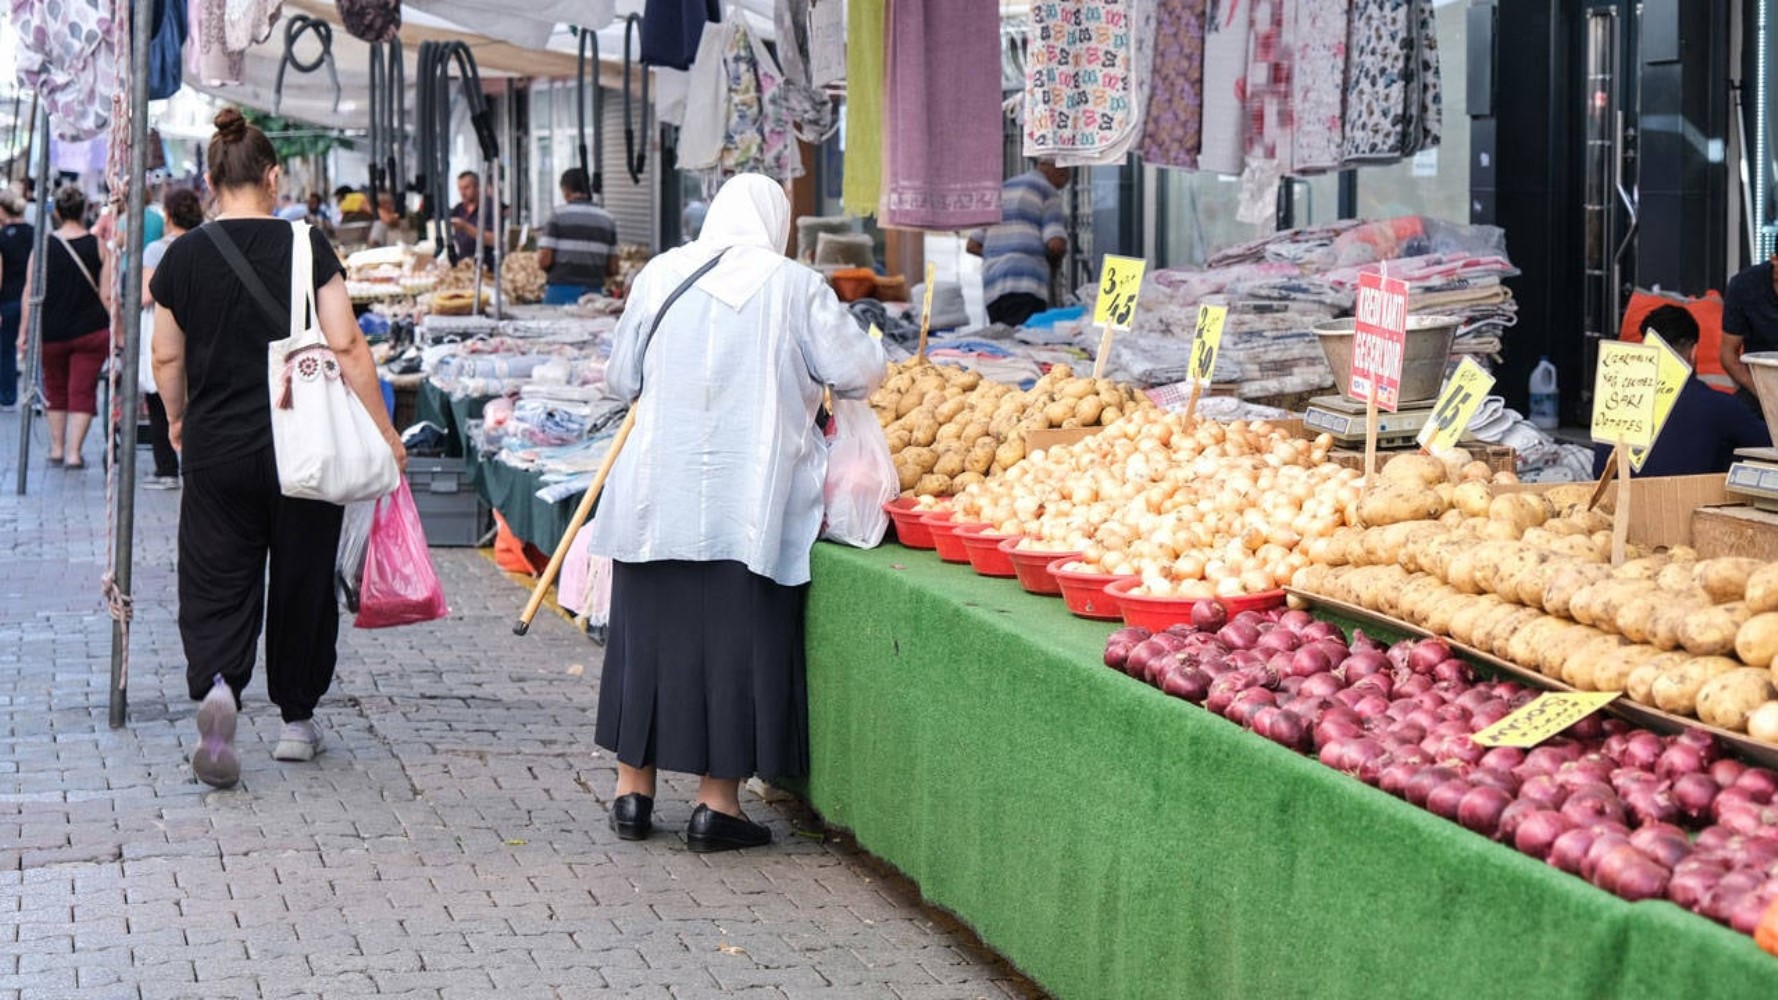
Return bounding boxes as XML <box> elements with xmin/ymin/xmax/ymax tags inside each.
<box><xmin>335</xmin><ymin>500</ymin><xmax>376</xmax><ymax>612</ymax></box>
<box><xmin>819</xmin><ymin>398</ymin><xmax>898</xmax><ymax>548</ymax></box>
<box><xmin>354</xmin><ymin>482</ymin><xmax>449</xmax><ymax>628</ymax></box>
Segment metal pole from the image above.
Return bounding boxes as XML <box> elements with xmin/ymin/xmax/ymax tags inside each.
<box><xmin>109</xmin><ymin>0</ymin><xmax>155</xmax><ymax>728</ymax></box>
<box><xmin>14</xmin><ymin>109</ymin><xmax>50</xmax><ymax>496</ymax></box>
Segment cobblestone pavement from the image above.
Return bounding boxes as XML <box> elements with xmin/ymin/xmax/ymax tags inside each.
<box><xmin>0</xmin><ymin>411</ymin><xmax>1044</xmax><ymax>1000</ymax></box>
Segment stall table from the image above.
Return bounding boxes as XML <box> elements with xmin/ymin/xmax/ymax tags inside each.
<box><xmin>416</xmin><ymin>381</ymin><xmax>576</xmax><ymax>552</ymax></box>
<box><xmin>801</xmin><ymin>543</ymin><xmax>1778</xmax><ymax>1000</ymax></box>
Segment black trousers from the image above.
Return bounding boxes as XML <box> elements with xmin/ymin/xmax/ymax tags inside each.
<box><xmin>987</xmin><ymin>292</ymin><xmax>1048</xmax><ymax>328</ymax></box>
<box><xmin>144</xmin><ymin>393</ymin><xmax>179</xmax><ymax>478</ymax></box>
<box><xmin>178</xmin><ymin>446</ymin><xmax>343</xmax><ymax>722</ymax></box>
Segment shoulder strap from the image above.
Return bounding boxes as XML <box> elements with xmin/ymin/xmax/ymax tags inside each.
<box><xmin>634</xmin><ymin>248</ymin><xmax>728</xmax><ymax>393</ymax></box>
<box><xmin>200</xmin><ymin>222</ymin><xmax>287</xmax><ymax>328</ymax></box>
<box><xmin>52</xmin><ymin>233</ymin><xmax>102</xmax><ymax>299</ymax></box>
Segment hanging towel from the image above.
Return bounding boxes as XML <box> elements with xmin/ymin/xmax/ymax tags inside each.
<box><xmin>841</xmin><ymin>0</ymin><xmax>885</xmax><ymax>217</ymax></box>
<box><xmin>1024</xmin><ymin>0</ymin><xmax>1154</xmax><ymax>167</ymax></box>
<box><xmin>1198</xmin><ymin>0</ymin><xmax>1252</xmax><ymax>175</ymax></box>
<box><xmin>13</xmin><ymin>0</ymin><xmax>118</xmax><ymax>142</ymax></box>
<box><xmin>1341</xmin><ymin>0</ymin><xmax>1413</xmax><ymax>163</ymax></box>
<box><xmin>1140</xmin><ymin>0</ymin><xmax>1208</xmax><ymax>170</ymax></box>
<box><xmin>1289</xmin><ymin>0</ymin><xmax>1348</xmax><ymax>173</ymax></box>
<box><xmin>642</xmin><ymin>0</ymin><xmax>721</xmax><ymax>70</ymax></box>
<box><xmin>1409</xmin><ymin>0</ymin><xmax>1442</xmax><ymax>154</ymax></box>
<box><xmin>880</xmin><ymin>0</ymin><xmax>1002</xmax><ymax>230</ymax></box>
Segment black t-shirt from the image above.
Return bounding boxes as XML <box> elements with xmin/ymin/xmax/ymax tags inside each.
<box><xmin>1723</xmin><ymin>261</ymin><xmax>1778</xmax><ymax>351</ymax></box>
<box><xmin>0</xmin><ymin>222</ymin><xmax>33</xmax><ymax>303</ymax></box>
<box><xmin>42</xmin><ymin>233</ymin><xmax>108</xmax><ymax>343</ymax></box>
<box><xmin>149</xmin><ymin>220</ymin><xmax>344</xmax><ymax>472</ymax></box>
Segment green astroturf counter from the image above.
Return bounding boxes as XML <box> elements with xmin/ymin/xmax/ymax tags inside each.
<box><xmin>802</xmin><ymin>542</ymin><xmax>1778</xmax><ymax>1000</ymax></box>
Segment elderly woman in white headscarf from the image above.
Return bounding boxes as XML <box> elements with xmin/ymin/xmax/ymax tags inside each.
<box><xmin>585</xmin><ymin>173</ymin><xmax>887</xmax><ymax>853</ymax></box>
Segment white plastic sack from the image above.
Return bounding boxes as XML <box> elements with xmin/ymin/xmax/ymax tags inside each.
<box><xmin>334</xmin><ymin>499</ymin><xmax>376</xmax><ymax>611</ymax></box>
<box><xmin>819</xmin><ymin>398</ymin><xmax>897</xmax><ymax>548</ymax></box>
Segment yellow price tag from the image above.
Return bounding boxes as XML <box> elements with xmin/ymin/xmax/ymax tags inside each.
<box><xmin>1093</xmin><ymin>255</ymin><xmax>1147</xmax><ymax>328</ymax></box>
<box><xmin>1472</xmin><ymin>692</ymin><xmax>1620</xmax><ymax>748</ymax></box>
<box><xmin>1416</xmin><ymin>357</ymin><xmax>1496</xmax><ymax>451</ymax></box>
<box><xmin>1628</xmin><ymin>331</ymin><xmax>1692</xmax><ymax>472</ymax></box>
<box><xmin>1189</xmin><ymin>305</ymin><xmax>1227</xmax><ymax>386</ymax></box>
<box><xmin>1591</xmin><ymin>341</ymin><xmax>1661</xmax><ymax>449</ymax></box>
<box><xmin>920</xmin><ymin>261</ymin><xmax>937</xmax><ymax>321</ymax></box>
<box><xmin>868</xmin><ymin>323</ymin><xmax>883</xmax><ymax>342</ymax></box>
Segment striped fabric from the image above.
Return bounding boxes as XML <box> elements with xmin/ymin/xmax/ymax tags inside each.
<box><xmin>538</xmin><ymin>201</ymin><xmax>618</xmax><ymax>289</ymax></box>
<box><xmin>966</xmin><ymin>171</ymin><xmax>1066</xmax><ymax>306</ymax></box>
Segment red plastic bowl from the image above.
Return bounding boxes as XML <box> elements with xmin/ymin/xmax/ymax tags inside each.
<box><xmin>922</xmin><ymin>512</ymin><xmax>980</xmax><ymax>564</ymax></box>
<box><xmin>1105</xmin><ymin>577</ymin><xmax>1287</xmax><ymax>631</ymax></box>
<box><xmin>883</xmin><ymin>497</ymin><xmax>937</xmax><ymax>549</ymax></box>
<box><xmin>1002</xmin><ymin>538</ymin><xmax>1081</xmax><ymax>596</ymax></box>
<box><xmin>1047</xmin><ymin>558</ymin><xmax>1133</xmax><ymax>621</ymax></box>
<box><xmin>957</xmin><ymin>525</ymin><xmax>1019</xmax><ymax>577</ymax></box>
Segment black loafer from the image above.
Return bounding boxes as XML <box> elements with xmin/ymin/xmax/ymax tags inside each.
<box><xmin>608</xmin><ymin>793</ymin><xmax>653</xmax><ymax>841</ymax></box>
<box><xmin>686</xmin><ymin>803</ymin><xmax>772</xmax><ymax>853</ymax></box>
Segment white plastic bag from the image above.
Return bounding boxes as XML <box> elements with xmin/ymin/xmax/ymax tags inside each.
<box><xmin>820</xmin><ymin>398</ymin><xmax>897</xmax><ymax>548</ymax></box>
<box><xmin>335</xmin><ymin>500</ymin><xmax>376</xmax><ymax>611</ymax></box>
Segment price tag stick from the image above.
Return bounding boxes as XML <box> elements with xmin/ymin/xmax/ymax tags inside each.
<box><xmin>1363</xmin><ymin>381</ymin><xmax>1380</xmax><ymax>495</ymax></box>
<box><xmin>1092</xmin><ymin>323</ymin><xmax>1117</xmax><ymax>380</ymax></box>
<box><xmin>915</xmin><ymin>306</ymin><xmax>932</xmax><ymax>363</ymax></box>
<box><xmin>1587</xmin><ymin>446</ymin><xmax>1617</xmax><ymax>511</ymax></box>
<box><xmin>1612</xmin><ymin>435</ymin><xmax>1631</xmax><ymax>566</ymax></box>
<box><xmin>1183</xmin><ymin>379</ymin><xmax>1203</xmax><ymax>425</ymax></box>
<box><xmin>915</xmin><ymin>261</ymin><xmax>936</xmax><ymax>363</ymax></box>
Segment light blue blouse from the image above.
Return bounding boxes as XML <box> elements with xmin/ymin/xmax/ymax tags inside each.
<box><xmin>584</xmin><ymin>256</ymin><xmax>887</xmax><ymax>586</ymax></box>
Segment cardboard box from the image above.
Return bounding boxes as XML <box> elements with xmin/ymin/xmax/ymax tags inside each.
<box><xmin>1691</xmin><ymin>504</ymin><xmax>1778</xmax><ymax>561</ymax></box>
<box><xmin>1497</xmin><ymin>474</ymin><xmax>1730</xmax><ymax>549</ymax></box>
<box><xmin>1027</xmin><ymin>427</ymin><xmax>1104</xmax><ymax>452</ymax></box>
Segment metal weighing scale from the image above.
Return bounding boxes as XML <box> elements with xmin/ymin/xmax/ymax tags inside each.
<box><xmin>1725</xmin><ymin>447</ymin><xmax>1778</xmax><ymax>511</ymax></box>
<box><xmin>1302</xmin><ymin>395</ymin><xmax>1441</xmax><ymax>449</ymax></box>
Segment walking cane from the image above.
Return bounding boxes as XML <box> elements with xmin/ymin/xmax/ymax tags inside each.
<box><xmin>513</xmin><ymin>407</ymin><xmax>637</xmax><ymax>635</ymax></box>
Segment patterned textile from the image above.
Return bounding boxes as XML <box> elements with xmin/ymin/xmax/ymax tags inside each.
<box><xmin>222</xmin><ymin>0</ymin><xmax>279</xmax><ymax>53</ymax></box>
<box><xmin>1410</xmin><ymin>0</ymin><xmax>1442</xmax><ymax>154</ymax></box>
<box><xmin>679</xmin><ymin>18</ymin><xmax>803</xmax><ymax>185</ymax></box>
<box><xmin>1243</xmin><ymin>0</ymin><xmax>1292</xmax><ymax>165</ymax></box>
<box><xmin>1198</xmin><ymin>0</ymin><xmax>1251</xmax><ymax>175</ymax></box>
<box><xmin>1024</xmin><ymin>0</ymin><xmax>1153</xmax><ymax>166</ymax></box>
<box><xmin>880</xmin><ymin>0</ymin><xmax>1002</xmax><ymax>229</ymax></box>
<box><xmin>1139</xmin><ymin>0</ymin><xmax>1208</xmax><ymax>169</ymax></box>
<box><xmin>193</xmin><ymin>0</ymin><xmax>243</xmax><ymax>84</ymax></box>
<box><xmin>1340</xmin><ymin>0</ymin><xmax>1412</xmax><ymax>162</ymax></box>
<box><xmin>13</xmin><ymin>0</ymin><xmax>118</xmax><ymax>142</ymax></box>
<box><xmin>1289</xmin><ymin>0</ymin><xmax>1348</xmax><ymax>172</ymax></box>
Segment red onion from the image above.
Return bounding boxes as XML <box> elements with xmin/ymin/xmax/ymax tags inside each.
<box><xmin>1342</xmin><ymin>738</ymin><xmax>1388</xmax><ymax>776</ymax></box>
<box><xmin>1352</xmin><ymin>674</ymin><xmax>1395</xmax><ymax>700</ymax></box>
<box><xmin>1620</xmin><ymin>732</ymin><xmax>1665</xmax><ymax>771</ymax></box>
<box><xmin>1702</xmin><ymin>872</ymin><xmax>1764</xmax><ymax>924</ymax></box>
<box><xmin>1518</xmin><ymin>773</ymin><xmax>1569</xmax><ymax>811</ymax></box>
<box><xmin>1288</xmin><ymin>645</ymin><xmax>1334</xmax><ymax>678</ymax></box>
<box><xmin>1594</xmin><ymin>844</ymin><xmax>1669</xmax><ymax>901</ymax></box>
<box><xmin>1160</xmin><ymin>666</ymin><xmax>1213</xmax><ymax>704</ymax></box>
<box><xmin>1436</xmin><ymin>704</ymin><xmax>1473</xmax><ymax>724</ymax></box>
<box><xmin>1671</xmin><ymin>772</ymin><xmax>1721</xmax><ymax>826</ymax></box>
<box><xmin>1675</xmin><ymin>728</ymin><xmax>1723</xmax><ymax>761</ymax></box>
<box><xmin>1350</xmin><ymin>629</ymin><xmax>1385</xmax><ymax>654</ymax></box>
<box><xmin>1226</xmin><ymin>688</ymin><xmax>1278</xmax><ymax>727</ymax></box>
<box><xmin>1710</xmin><ymin>758</ymin><xmax>1748</xmax><ymax>788</ymax></box>
<box><xmin>1441</xmin><ymin>736</ymin><xmax>1487</xmax><ymax>766</ymax></box>
<box><xmin>1523</xmin><ymin>746</ymin><xmax>1575</xmax><ymax>774</ymax></box>
<box><xmin>1379</xmin><ymin>761</ymin><xmax>1420</xmax><ymax>797</ymax></box>
<box><xmin>1216</xmin><ymin>621</ymin><xmax>1262</xmax><ymax>651</ymax></box>
<box><xmin>1407</xmin><ymin>639</ymin><xmax>1453</xmax><ymax>674</ymax></box>
<box><xmin>1513</xmin><ymin>810</ymin><xmax>1574</xmax><ymax>860</ymax></box>
<box><xmin>1299</xmin><ymin>672</ymin><xmax>1343</xmax><ymax>700</ymax></box>
<box><xmin>1205</xmin><ymin>673</ymin><xmax>1252</xmax><ymax>715</ymax></box>
<box><xmin>1601</xmin><ymin>733</ymin><xmax>1631</xmax><ymax>762</ymax></box>
<box><xmin>1332</xmin><ymin>687</ymin><xmax>1369</xmax><ymax>710</ymax></box>
<box><xmin>1611</xmin><ymin>767</ymin><xmax>1662</xmax><ymax>797</ymax></box>
<box><xmin>1427</xmin><ymin>779</ymin><xmax>1474</xmax><ymax>821</ymax></box>
<box><xmin>1497</xmin><ymin>798</ymin><xmax>1541</xmax><ymax>841</ymax></box>
<box><xmin>1563</xmin><ymin>713</ymin><xmax>1607</xmax><ymax>742</ymax></box>
<box><xmin>1629</xmin><ymin>826</ymin><xmax>1692</xmax><ymax>869</ymax></box>
<box><xmin>1300</xmin><ymin>620</ymin><xmax>1341</xmax><ymax>642</ymax></box>
<box><xmin>1469</xmin><ymin>702</ymin><xmax>1512</xmax><ymax>730</ymax></box>
<box><xmin>1557</xmin><ymin>758</ymin><xmax>1616</xmax><ymax>789</ymax></box>
<box><xmin>1469</xmin><ymin>768</ymin><xmax>1520</xmax><ymax>796</ymax></box>
<box><xmin>1695</xmin><ymin>826</ymin><xmax>1737</xmax><ymax>853</ymax></box>
<box><xmin>1734</xmin><ymin>768</ymin><xmax>1778</xmax><ymax>804</ymax></box>
<box><xmin>1479</xmin><ymin>746</ymin><xmax>1526</xmax><ymax>772</ymax></box>
<box><xmin>1190</xmin><ymin>600</ymin><xmax>1228</xmax><ymax>632</ymax></box>
<box><xmin>1562</xmin><ymin>788</ymin><xmax>1627</xmax><ymax>827</ymax></box>
<box><xmin>1253</xmin><ymin>707</ymin><xmax>1308</xmax><ymax>751</ymax></box>
<box><xmin>1405</xmin><ymin>766</ymin><xmax>1462</xmax><ymax>808</ymax></box>
<box><xmin>1580</xmin><ymin>831</ymin><xmax>1633</xmax><ymax>882</ymax></box>
<box><xmin>1340</xmin><ymin>652</ymin><xmax>1390</xmax><ymax>683</ymax></box>
<box><xmin>1278</xmin><ymin>675</ymin><xmax>1306</xmax><ymax>698</ymax></box>
<box><xmin>1351</xmin><ymin>694</ymin><xmax>1391</xmax><ymax>720</ymax></box>
<box><xmin>1433</xmin><ymin>659</ymin><xmax>1474</xmax><ymax>685</ymax></box>
<box><xmin>1729</xmin><ymin>891</ymin><xmax>1776</xmax><ymax>934</ymax></box>
<box><xmin>1255</xmin><ymin>629</ymin><xmax>1303</xmax><ymax>656</ymax></box>
<box><xmin>1668</xmin><ymin>864</ymin><xmax>1727</xmax><ymax>911</ymax></box>
<box><xmin>1656</xmin><ymin>743</ymin><xmax>1707</xmax><ymax>780</ymax></box>
<box><xmin>1277</xmin><ymin>608</ymin><xmax>1314</xmax><ymax>632</ymax></box>
<box><xmin>1405</xmin><ymin>708</ymin><xmax>1442</xmax><ymax>732</ymax></box>
<box><xmin>1395</xmin><ymin>673</ymin><xmax>1435</xmax><ymax>698</ymax></box>
<box><xmin>1458</xmin><ymin>785</ymin><xmax>1513</xmax><ymax>837</ymax></box>
<box><xmin>1386</xmin><ymin>721</ymin><xmax>1429</xmax><ymax>747</ymax></box>
<box><xmin>1549</xmin><ymin>827</ymin><xmax>1599</xmax><ymax>874</ymax></box>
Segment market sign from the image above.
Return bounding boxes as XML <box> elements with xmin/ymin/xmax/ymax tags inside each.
<box><xmin>1417</xmin><ymin>357</ymin><xmax>1495</xmax><ymax>452</ymax></box>
<box><xmin>1094</xmin><ymin>255</ymin><xmax>1147</xmax><ymax>329</ymax></box>
<box><xmin>1189</xmin><ymin>304</ymin><xmax>1228</xmax><ymax>387</ymax></box>
<box><xmin>1348</xmin><ymin>270</ymin><xmax>1409</xmax><ymax>413</ymax></box>
<box><xmin>1628</xmin><ymin>331</ymin><xmax>1691</xmax><ymax>472</ymax></box>
<box><xmin>1591</xmin><ymin>341</ymin><xmax>1661</xmax><ymax>449</ymax></box>
<box><xmin>1473</xmin><ymin>692</ymin><xmax>1621</xmax><ymax>748</ymax></box>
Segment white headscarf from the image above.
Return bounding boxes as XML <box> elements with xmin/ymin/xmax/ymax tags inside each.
<box><xmin>680</xmin><ymin>173</ymin><xmax>792</xmax><ymax>310</ymax></box>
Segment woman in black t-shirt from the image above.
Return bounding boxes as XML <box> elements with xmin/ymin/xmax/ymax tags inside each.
<box><xmin>0</xmin><ymin>191</ymin><xmax>32</xmax><ymax>410</ymax></box>
<box><xmin>150</xmin><ymin>108</ymin><xmax>407</xmax><ymax>789</ymax></box>
<box><xmin>21</xmin><ymin>186</ymin><xmax>110</xmax><ymax>466</ymax></box>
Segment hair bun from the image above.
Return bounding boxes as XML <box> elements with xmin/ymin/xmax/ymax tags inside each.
<box><xmin>213</xmin><ymin>108</ymin><xmax>248</xmax><ymax>143</ymax></box>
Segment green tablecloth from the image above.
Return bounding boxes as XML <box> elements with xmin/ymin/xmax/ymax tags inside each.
<box><xmin>802</xmin><ymin>543</ymin><xmax>1778</xmax><ymax>1000</ymax></box>
<box><xmin>417</xmin><ymin>381</ymin><xmax>574</xmax><ymax>552</ymax></box>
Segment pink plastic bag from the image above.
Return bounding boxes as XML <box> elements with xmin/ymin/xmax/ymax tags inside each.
<box><xmin>354</xmin><ymin>481</ymin><xmax>449</xmax><ymax>628</ymax></box>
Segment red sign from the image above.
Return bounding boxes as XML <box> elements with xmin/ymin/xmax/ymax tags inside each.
<box><xmin>1348</xmin><ymin>271</ymin><xmax>1410</xmax><ymax>413</ymax></box>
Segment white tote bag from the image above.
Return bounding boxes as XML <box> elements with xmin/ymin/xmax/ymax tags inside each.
<box><xmin>266</xmin><ymin>222</ymin><xmax>399</xmax><ymax>504</ymax></box>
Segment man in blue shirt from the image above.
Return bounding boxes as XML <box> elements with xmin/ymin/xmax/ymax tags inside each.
<box><xmin>1594</xmin><ymin>305</ymin><xmax>1771</xmax><ymax>477</ymax></box>
<box><xmin>966</xmin><ymin>160</ymin><xmax>1071</xmax><ymax>327</ymax></box>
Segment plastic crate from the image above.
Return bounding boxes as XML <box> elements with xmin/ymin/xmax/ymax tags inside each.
<box><xmin>405</xmin><ymin>457</ymin><xmax>488</xmax><ymax>547</ymax></box>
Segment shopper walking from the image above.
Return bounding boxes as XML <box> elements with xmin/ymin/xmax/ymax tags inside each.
<box><xmin>150</xmin><ymin>109</ymin><xmax>406</xmax><ymax>789</ymax></box>
<box><xmin>585</xmin><ymin>173</ymin><xmax>886</xmax><ymax>852</ymax></box>
<box><xmin>23</xmin><ymin>186</ymin><xmax>111</xmax><ymax>468</ymax></box>
<box><xmin>138</xmin><ymin>187</ymin><xmax>204</xmax><ymax>489</ymax></box>
<box><xmin>0</xmin><ymin>191</ymin><xmax>33</xmax><ymax>411</ymax></box>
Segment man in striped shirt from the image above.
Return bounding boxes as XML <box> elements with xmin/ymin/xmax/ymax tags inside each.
<box><xmin>537</xmin><ymin>168</ymin><xmax>620</xmax><ymax>305</ymax></box>
<box><xmin>966</xmin><ymin>160</ymin><xmax>1072</xmax><ymax>327</ymax></box>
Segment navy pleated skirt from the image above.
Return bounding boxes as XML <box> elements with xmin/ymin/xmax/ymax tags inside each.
<box><xmin>594</xmin><ymin>559</ymin><xmax>810</xmax><ymax>779</ymax></box>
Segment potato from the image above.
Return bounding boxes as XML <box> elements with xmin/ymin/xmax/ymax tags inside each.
<box><xmin>1589</xmin><ymin>642</ymin><xmax>1662</xmax><ymax>693</ymax></box>
<box><xmin>932</xmin><ymin>451</ymin><xmax>966</xmax><ymax>479</ymax></box>
<box><xmin>1448</xmin><ymin>480</ymin><xmax>1493</xmax><ymax>519</ymax></box>
<box><xmin>1698</xmin><ymin>669</ymin><xmax>1778</xmax><ymax>731</ymax></box>
<box><xmin>1460</xmin><ymin>461</ymin><xmax>1494</xmax><ymax>482</ymax></box>
<box><xmin>950</xmin><ymin>471</ymin><xmax>986</xmax><ymax>492</ymax></box>
<box><xmin>1652</xmin><ymin>656</ymin><xmax>1742</xmax><ymax>715</ymax></box>
<box><xmin>1649</xmin><ymin>596</ymin><xmax>1712</xmax><ymax>651</ymax></box>
<box><xmin>1693</xmin><ymin>558</ymin><xmax>1766</xmax><ymax>604</ymax></box>
<box><xmin>1677</xmin><ymin>602</ymin><xmax>1754</xmax><ymax>657</ymax></box>
<box><xmin>894</xmin><ymin>457</ymin><xmax>921</xmax><ymax>492</ymax></box>
<box><xmin>1736</xmin><ymin>613</ymin><xmax>1778</xmax><ymax>669</ymax></box>
<box><xmin>1615</xmin><ymin>593</ymin><xmax>1669</xmax><ymax>645</ymax></box>
<box><xmin>1380</xmin><ymin>453</ymin><xmax>1449</xmax><ymax>489</ymax></box>
<box><xmin>1358</xmin><ymin>482</ymin><xmax>1448</xmax><ymax>527</ymax></box>
<box><xmin>1740</xmin><ymin>564</ymin><xmax>1778</xmax><ymax>615</ymax></box>
<box><xmin>1508</xmin><ymin>616</ymin><xmax>1566</xmax><ymax>668</ymax></box>
<box><xmin>1538</xmin><ymin>623</ymin><xmax>1600</xmax><ymax>676</ymax></box>
<box><xmin>1746</xmin><ymin>701</ymin><xmax>1778</xmax><ymax>745</ymax></box>
<box><xmin>1447</xmin><ymin>547</ymin><xmax>1484</xmax><ymax>594</ymax></box>
<box><xmin>913</xmin><ymin>473</ymin><xmax>952</xmax><ymax>497</ymax></box>
<box><xmin>1489</xmin><ymin>493</ymin><xmax>1552</xmax><ymax>532</ymax></box>
<box><xmin>1543</xmin><ymin>563</ymin><xmax>1613</xmax><ymax>620</ymax></box>
<box><xmin>1484</xmin><ymin>607</ymin><xmax>1541</xmax><ymax>657</ymax></box>
<box><xmin>1627</xmin><ymin>651</ymin><xmax>1690</xmax><ymax>704</ymax></box>
<box><xmin>1449</xmin><ymin>595</ymin><xmax>1504</xmax><ymax>647</ymax></box>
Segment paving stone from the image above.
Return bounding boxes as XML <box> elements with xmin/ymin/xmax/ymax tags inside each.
<box><xmin>0</xmin><ymin>423</ymin><xmax>1046</xmax><ymax>1000</ymax></box>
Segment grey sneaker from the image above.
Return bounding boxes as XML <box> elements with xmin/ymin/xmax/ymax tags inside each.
<box><xmin>144</xmin><ymin>475</ymin><xmax>181</xmax><ymax>490</ymax></box>
<box><xmin>192</xmin><ymin>677</ymin><xmax>240</xmax><ymax>789</ymax></box>
<box><xmin>273</xmin><ymin>719</ymin><xmax>325</xmax><ymax>762</ymax></box>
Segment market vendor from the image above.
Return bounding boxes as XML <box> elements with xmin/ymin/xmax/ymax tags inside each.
<box><xmin>965</xmin><ymin>159</ymin><xmax>1071</xmax><ymax>327</ymax></box>
<box><xmin>536</xmin><ymin>167</ymin><xmax>618</xmax><ymax>305</ymax></box>
<box><xmin>1597</xmin><ymin>304</ymin><xmax>1770</xmax><ymax>477</ymax></box>
<box><xmin>1720</xmin><ymin>252</ymin><xmax>1778</xmax><ymax>410</ymax></box>
<box><xmin>366</xmin><ymin>193</ymin><xmax>413</xmax><ymax>248</ymax></box>
<box><xmin>448</xmin><ymin>170</ymin><xmax>500</xmax><ymax>265</ymax></box>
